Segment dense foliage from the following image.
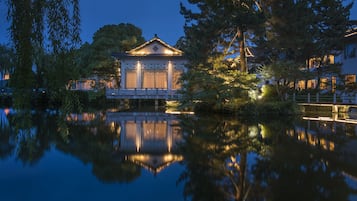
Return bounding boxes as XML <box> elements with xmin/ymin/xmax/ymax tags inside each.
<box><xmin>6</xmin><ymin>0</ymin><xmax>81</xmax><ymax>109</ymax></box>
<box><xmin>258</xmin><ymin>0</ymin><xmax>352</xmax><ymax>97</ymax></box>
<box><xmin>179</xmin><ymin>0</ymin><xmax>352</xmax><ymax>113</ymax></box>
<box><xmin>179</xmin><ymin>0</ymin><xmax>264</xmax><ymax>112</ymax></box>
<box><xmin>74</xmin><ymin>23</ymin><xmax>145</xmax><ymax>87</ymax></box>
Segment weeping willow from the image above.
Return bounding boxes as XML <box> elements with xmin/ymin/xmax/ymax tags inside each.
<box><xmin>6</xmin><ymin>0</ymin><xmax>81</xmax><ymax>109</ymax></box>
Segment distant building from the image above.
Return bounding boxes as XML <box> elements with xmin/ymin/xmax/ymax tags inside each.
<box><xmin>107</xmin><ymin>35</ymin><xmax>186</xmax><ymax>100</ymax></box>
<box><xmin>68</xmin><ymin>75</ymin><xmax>117</xmax><ymax>91</ymax></box>
<box><xmin>294</xmin><ymin>27</ymin><xmax>357</xmax><ymax>92</ymax></box>
<box><xmin>340</xmin><ymin>27</ymin><xmax>357</xmax><ymax>85</ymax></box>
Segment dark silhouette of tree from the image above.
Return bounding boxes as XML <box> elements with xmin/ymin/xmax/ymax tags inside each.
<box><xmin>6</xmin><ymin>0</ymin><xmax>81</xmax><ymax>109</ymax></box>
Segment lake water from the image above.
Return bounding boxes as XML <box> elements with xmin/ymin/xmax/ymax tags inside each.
<box><xmin>1</xmin><ymin>108</ymin><xmax>357</xmax><ymax>201</ymax></box>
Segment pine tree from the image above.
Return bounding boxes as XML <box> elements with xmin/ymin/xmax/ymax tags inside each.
<box><xmin>181</xmin><ymin>0</ymin><xmax>265</xmax><ymax>72</ymax></box>
<box><xmin>179</xmin><ymin>0</ymin><xmax>265</xmax><ymax>111</ymax></box>
<box><xmin>258</xmin><ymin>0</ymin><xmax>352</xmax><ymax>95</ymax></box>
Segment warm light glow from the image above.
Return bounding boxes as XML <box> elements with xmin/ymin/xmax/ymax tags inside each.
<box><xmin>165</xmin><ymin>110</ymin><xmax>194</xmax><ymax>115</ymax></box>
<box><xmin>3</xmin><ymin>74</ymin><xmax>10</xmax><ymax>80</ymax></box>
<box><xmin>116</xmin><ymin>126</ymin><xmax>121</xmax><ymax>136</ymax></box>
<box><xmin>259</xmin><ymin>124</ymin><xmax>269</xmax><ymax>138</ymax></box>
<box><xmin>261</xmin><ymin>85</ymin><xmax>270</xmax><ymax>98</ymax></box>
<box><xmin>164</xmin><ymin>49</ymin><xmax>175</xmax><ymax>55</ymax></box>
<box><xmin>110</xmin><ymin>122</ymin><xmax>115</xmax><ymax>132</ymax></box>
<box><xmin>136</xmin><ymin>61</ymin><xmax>141</xmax><ymax>73</ymax></box>
<box><xmin>132</xmin><ymin>51</ymin><xmax>150</xmax><ymax>55</ymax></box>
<box><xmin>4</xmin><ymin>108</ymin><xmax>10</xmax><ymax>115</ymax></box>
<box><xmin>136</xmin><ymin>129</ymin><xmax>141</xmax><ymax>152</ymax></box>
<box><xmin>127</xmin><ymin>154</ymin><xmax>184</xmax><ymax>174</ymax></box>
<box><xmin>291</xmin><ymin>128</ymin><xmax>335</xmax><ymax>151</ymax></box>
<box><xmin>248</xmin><ymin>126</ymin><xmax>258</xmax><ymax>137</ymax></box>
<box><xmin>249</xmin><ymin>90</ymin><xmax>260</xmax><ymax>100</ymax></box>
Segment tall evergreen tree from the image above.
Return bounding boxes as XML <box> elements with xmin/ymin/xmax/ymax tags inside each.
<box><xmin>179</xmin><ymin>0</ymin><xmax>265</xmax><ymax>111</ymax></box>
<box><xmin>258</xmin><ymin>0</ymin><xmax>352</xmax><ymax>96</ymax></box>
<box><xmin>312</xmin><ymin>0</ymin><xmax>352</xmax><ymax>89</ymax></box>
<box><xmin>0</xmin><ymin>44</ymin><xmax>15</xmax><ymax>74</ymax></box>
<box><xmin>181</xmin><ymin>0</ymin><xmax>265</xmax><ymax>72</ymax></box>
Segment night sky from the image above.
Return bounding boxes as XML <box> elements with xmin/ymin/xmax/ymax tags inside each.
<box><xmin>0</xmin><ymin>0</ymin><xmax>356</xmax><ymax>46</ymax></box>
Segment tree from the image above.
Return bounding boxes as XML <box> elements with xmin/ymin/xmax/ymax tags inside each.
<box><xmin>312</xmin><ymin>0</ymin><xmax>352</xmax><ymax>90</ymax></box>
<box><xmin>258</xmin><ymin>60</ymin><xmax>304</xmax><ymax>101</ymax></box>
<box><xmin>89</xmin><ymin>24</ymin><xmax>145</xmax><ymax>77</ymax></box>
<box><xmin>6</xmin><ymin>0</ymin><xmax>81</xmax><ymax>109</ymax></box>
<box><xmin>179</xmin><ymin>0</ymin><xmax>264</xmax><ymax>111</ymax></box>
<box><xmin>74</xmin><ymin>23</ymin><xmax>145</xmax><ymax>88</ymax></box>
<box><xmin>0</xmin><ymin>44</ymin><xmax>15</xmax><ymax>74</ymax></box>
<box><xmin>181</xmin><ymin>0</ymin><xmax>265</xmax><ymax>72</ymax></box>
<box><xmin>260</xmin><ymin>0</ymin><xmax>316</xmax><ymax>64</ymax></box>
<box><xmin>258</xmin><ymin>0</ymin><xmax>352</xmax><ymax>93</ymax></box>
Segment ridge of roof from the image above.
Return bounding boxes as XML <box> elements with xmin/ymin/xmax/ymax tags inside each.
<box><xmin>126</xmin><ymin>34</ymin><xmax>183</xmax><ymax>55</ymax></box>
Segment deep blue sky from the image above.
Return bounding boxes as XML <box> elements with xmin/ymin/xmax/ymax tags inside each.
<box><xmin>0</xmin><ymin>0</ymin><xmax>357</xmax><ymax>46</ymax></box>
<box><xmin>80</xmin><ymin>0</ymin><xmax>190</xmax><ymax>45</ymax></box>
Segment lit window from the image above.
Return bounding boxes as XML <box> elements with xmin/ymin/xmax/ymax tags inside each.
<box><xmin>345</xmin><ymin>74</ymin><xmax>356</xmax><ymax>85</ymax></box>
<box><xmin>320</xmin><ymin>78</ymin><xmax>328</xmax><ymax>90</ymax></box>
<box><xmin>307</xmin><ymin>80</ymin><xmax>316</xmax><ymax>89</ymax></box>
<box><xmin>142</xmin><ymin>70</ymin><xmax>167</xmax><ymax>89</ymax></box>
<box><xmin>126</xmin><ymin>70</ymin><xmax>137</xmax><ymax>89</ymax></box>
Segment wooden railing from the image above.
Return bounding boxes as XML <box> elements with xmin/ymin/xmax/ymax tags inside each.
<box><xmin>287</xmin><ymin>93</ymin><xmax>357</xmax><ymax>104</ymax></box>
<box><xmin>106</xmin><ymin>88</ymin><xmax>181</xmax><ymax>100</ymax></box>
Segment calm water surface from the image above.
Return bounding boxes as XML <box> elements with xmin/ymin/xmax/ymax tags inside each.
<box><xmin>1</xmin><ymin>108</ymin><xmax>357</xmax><ymax>201</ymax></box>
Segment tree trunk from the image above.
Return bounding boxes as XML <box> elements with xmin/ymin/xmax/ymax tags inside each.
<box><xmin>237</xmin><ymin>28</ymin><xmax>247</xmax><ymax>73</ymax></box>
<box><xmin>237</xmin><ymin>151</ymin><xmax>247</xmax><ymax>201</ymax></box>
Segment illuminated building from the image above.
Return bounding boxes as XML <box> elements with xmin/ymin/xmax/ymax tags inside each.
<box><xmin>107</xmin><ymin>34</ymin><xmax>186</xmax><ymax>100</ymax></box>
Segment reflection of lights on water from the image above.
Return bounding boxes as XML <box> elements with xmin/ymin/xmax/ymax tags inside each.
<box><xmin>128</xmin><ymin>154</ymin><xmax>184</xmax><ymax>174</ymax></box>
<box><xmin>165</xmin><ymin>110</ymin><xmax>194</xmax><ymax>115</ymax></box>
<box><xmin>287</xmin><ymin>127</ymin><xmax>335</xmax><ymax>151</ymax></box>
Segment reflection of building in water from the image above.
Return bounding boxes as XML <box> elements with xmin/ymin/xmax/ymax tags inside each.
<box><xmin>106</xmin><ymin>112</ymin><xmax>183</xmax><ymax>174</ymax></box>
<box><xmin>286</xmin><ymin>127</ymin><xmax>335</xmax><ymax>151</ymax></box>
<box><xmin>66</xmin><ymin>112</ymin><xmax>105</xmax><ymax>124</ymax></box>
<box><xmin>287</xmin><ymin>119</ymin><xmax>357</xmax><ymax>152</ymax></box>
<box><xmin>286</xmin><ymin>118</ymin><xmax>357</xmax><ymax>181</ymax></box>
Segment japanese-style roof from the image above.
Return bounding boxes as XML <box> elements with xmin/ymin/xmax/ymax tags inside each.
<box><xmin>113</xmin><ymin>35</ymin><xmax>183</xmax><ymax>58</ymax></box>
<box><xmin>128</xmin><ymin>34</ymin><xmax>183</xmax><ymax>55</ymax></box>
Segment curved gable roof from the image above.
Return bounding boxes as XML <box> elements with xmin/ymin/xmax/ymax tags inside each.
<box><xmin>126</xmin><ymin>35</ymin><xmax>183</xmax><ymax>56</ymax></box>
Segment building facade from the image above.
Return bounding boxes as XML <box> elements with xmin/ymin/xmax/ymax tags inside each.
<box><xmin>294</xmin><ymin>28</ymin><xmax>357</xmax><ymax>92</ymax></box>
<box><xmin>106</xmin><ymin>35</ymin><xmax>186</xmax><ymax>100</ymax></box>
<box><xmin>340</xmin><ymin>28</ymin><xmax>357</xmax><ymax>86</ymax></box>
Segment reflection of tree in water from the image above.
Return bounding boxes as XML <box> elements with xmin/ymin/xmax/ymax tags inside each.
<box><xmin>92</xmin><ymin>160</ymin><xmax>141</xmax><ymax>183</ymax></box>
<box><xmin>253</xmin><ymin>139</ymin><xmax>351</xmax><ymax>200</ymax></box>
<box><xmin>0</xmin><ymin>109</ymin><xmax>14</xmax><ymax>159</ymax></box>
<box><xmin>178</xmin><ymin>115</ymin><xmax>261</xmax><ymax>201</ymax></box>
<box><xmin>178</xmin><ymin>115</ymin><xmax>356</xmax><ymax>201</ymax></box>
<box><xmin>0</xmin><ymin>109</ymin><xmax>10</xmax><ymax>131</ymax></box>
<box><xmin>251</xmin><ymin>120</ymin><xmax>356</xmax><ymax>201</ymax></box>
<box><xmin>0</xmin><ymin>108</ymin><xmax>61</xmax><ymax>164</ymax></box>
<box><xmin>56</xmin><ymin>116</ymin><xmax>141</xmax><ymax>183</ymax></box>
<box><xmin>4</xmin><ymin>110</ymin><xmax>55</xmax><ymax>165</ymax></box>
